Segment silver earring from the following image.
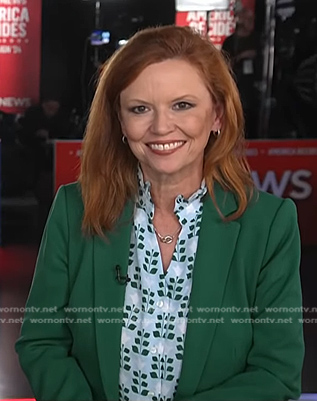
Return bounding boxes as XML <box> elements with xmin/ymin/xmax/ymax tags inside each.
<box><xmin>215</xmin><ymin>129</ymin><xmax>221</xmax><ymax>137</ymax></box>
<box><xmin>122</xmin><ymin>135</ymin><xmax>127</xmax><ymax>144</ymax></box>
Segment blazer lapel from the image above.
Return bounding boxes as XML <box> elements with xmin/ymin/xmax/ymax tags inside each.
<box><xmin>175</xmin><ymin>186</ymin><xmax>241</xmax><ymax>399</ymax></box>
<box><xmin>93</xmin><ymin>200</ymin><xmax>134</xmax><ymax>401</ymax></box>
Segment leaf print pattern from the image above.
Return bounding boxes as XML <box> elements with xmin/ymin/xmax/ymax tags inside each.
<box><xmin>143</xmin><ymin>250</ymin><xmax>160</xmax><ymax>274</ymax></box>
<box><xmin>130</xmin><ymin>264</ymin><xmax>141</xmax><ymax>290</ymax></box>
<box><xmin>119</xmin><ymin>166</ymin><xmax>207</xmax><ymax>401</ymax></box>
<box><xmin>142</xmin><ymin>288</ymin><xmax>155</xmax><ymax>314</ymax></box>
<box><xmin>172</xmin><ymin>240</ymin><xmax>187</xmax><ymax>263</ymax></box>
<box><xmin>123</xmin><ymin>305</ymin><xmax>140</xmax><ymax>331</ymax></box>
<box><xmin>120</xmin><ymin>345</ymin><xmax>131</xmax><ymax>371</ymax></box>
<box><xmin>132</xmin><ymin>329</ymin><xmax>151</xmax><ymax>356</ymax></box>
<box><xmin>175</xmin><ymin>335</ymin><xmax>185</xmax><ymax>360</ymax></box>
<box><xmin>119</xmin><ymin>383</ymin><xmax>130</xmax><ymax>401</ymax></box>
<box><xmin>166</xmin><ymin>277</ymin><xmax>185</xmax><ymax>301</ymax></box>
<box><xmin>178</xmin><ymin>296</ymin><xmax>190</xmax><ymax>318</ymax></box>
<box><xmin>153</xmin><ymin>396</ymin><xmax>172</xmax><ymax>401</ymax></box>
<box><xmin>131</xmin><ymin>370</ymin><xmax>148</xmax><ymax>396</ymax></box>
<box><xmin>150</xmin><ymin>355</ymin><xmax>174</xmax><ymax>380</ymax></box>
<box><xmin>153</xmin><ymin>313</ymin><xmax>176</xmax><ymax>340</ymax></box>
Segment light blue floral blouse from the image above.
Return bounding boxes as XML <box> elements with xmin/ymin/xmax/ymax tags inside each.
<box><xmin>119</xmin><ymin>167</ymin><xmax>207</xmax><ymax>401</ymax></box>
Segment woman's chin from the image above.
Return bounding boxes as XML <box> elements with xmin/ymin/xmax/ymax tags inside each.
<box><xmin>145</xmin><ymin>161</ymin><xmax>189</xmax><ymax>178</ymax></box>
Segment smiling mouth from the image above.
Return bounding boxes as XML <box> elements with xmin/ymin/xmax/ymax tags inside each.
<box><xmin>147</xmin><ymin>141</ymin><xmax>186</xmax><ymax>151</ymax></box>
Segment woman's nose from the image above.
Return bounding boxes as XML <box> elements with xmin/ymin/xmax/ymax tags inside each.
<box><xmin>151</xmin><ymin>110</ymin><xmax>174</xmax><ymax>135</ymax></box>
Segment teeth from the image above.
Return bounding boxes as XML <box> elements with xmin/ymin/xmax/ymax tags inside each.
<box><xmin>149</xmin><ymin>141</ymin><xmax>184</xmax><ymax>151</ymax></box>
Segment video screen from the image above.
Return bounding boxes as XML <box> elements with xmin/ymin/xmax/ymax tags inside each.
<box><xmin>90</xmin><ymin>30</ymin><xmax>110</xmax><ymax>46</ymax></box>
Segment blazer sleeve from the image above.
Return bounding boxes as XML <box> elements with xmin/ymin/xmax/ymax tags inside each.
<box><xmin>186</xmin><ymin>198</ymin><xmax>305</xmax><ymax>401</ymax></box>
<box><xmin>15</xmin><ymin>186</ymin><xmax>93</xmax><ymax>401</ymax></box>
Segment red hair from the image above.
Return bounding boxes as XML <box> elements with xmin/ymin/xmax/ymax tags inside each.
<box><xmin>79</xmin><ymin>25</ymin><xmax>254</xmax><ymax>236</ymax></box>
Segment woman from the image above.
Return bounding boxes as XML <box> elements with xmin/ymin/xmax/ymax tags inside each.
<box><xmin>16</xmin><ymin>25</ymin><xmax>304</xmax><ymax>401</ymax></box>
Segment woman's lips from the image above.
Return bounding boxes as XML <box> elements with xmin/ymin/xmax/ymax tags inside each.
<box><xmin>147</xmin><ymin>141</ymin><xmax>186</xmax><ymax>155</ymax></box>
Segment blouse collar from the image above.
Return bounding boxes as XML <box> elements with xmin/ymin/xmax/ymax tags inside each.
<box><xmin>136</xmin><ymin>164</ymin><xmax>207</xmax><ymax>221</ymax></box>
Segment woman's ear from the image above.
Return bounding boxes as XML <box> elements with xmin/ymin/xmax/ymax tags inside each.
<box><xmin>211</xmin><ymin>103</ymin><xmax>224</xmax><ymax>132</ymax></box>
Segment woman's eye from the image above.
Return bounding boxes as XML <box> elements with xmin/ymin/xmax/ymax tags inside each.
<box><xmin>174</xmin><ymin>102</ymin><xmax>193</xmax><ymax>110</ymax></box>
<box><xmin>131</xmin><ymin>105</ymin><xmax>148</xmax><ymax>114</ymax></box>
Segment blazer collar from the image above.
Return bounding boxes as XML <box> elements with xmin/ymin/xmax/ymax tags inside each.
<box><xmin>93</xmin><ymin>185</ymin><xmax>240</xmax><ymax>401</ymax></box>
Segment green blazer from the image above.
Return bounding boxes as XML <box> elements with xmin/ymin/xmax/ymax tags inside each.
<box><xmin>16</xmin><ymin>182</ymin><xmax>304</xmax><ymax>401</ymax></box>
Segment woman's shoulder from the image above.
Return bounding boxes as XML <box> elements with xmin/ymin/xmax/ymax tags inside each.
<box><xmin>251</xmin><ymin>189</ymin><xmax>296</xmax><ymax>210</ymax></box>
<box><xmin>244</xmin><ymin>189</ymin><xmax>297</xmax><ymax>223</ymax></box>
<box><xmin>62</xmin><ymin>181</ymin><xmax>82</xmax><ymax>198</ymax></box>
<box><xmin>54</xmin><ymin>181</ymin><xmax>84</xmax><ymax>214</ymax></box>
<box><xmin>233</xmin><ymin>190</ymin><xmax>299</xmax><ymax>251</ymax></box>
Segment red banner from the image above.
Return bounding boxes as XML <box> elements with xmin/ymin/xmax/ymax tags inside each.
<box><xmin>176</xmin><ymin>0</ymin><xmax>255</xmax><ymax>49</ymax></box>
<box><xmin>175</xmin><ymin>11</ymin><xmax>208</xmax><ymax>36</ymax></box>
<box><xmin>207</xmin><ymin>6</ymin><xmax>235</xmax><ymax>48</ymax></box>
<box><xmin>54</xmin><ymin>140</ymin><xmax>82</xmax><ymax>193</ymax></box>
<box><xmin>54</xmin><ymin>140</ymin><xmax>317</xmax><ymax>246</ymax></box>
<box><xmin>241</xmin><ymin>0</ymin><xmax>255</xmax><ymax>10</ymax></box>
<box><xmin>0</xmin><ymin>0</ymin><xmax>42</xmax><ymax>114</ymax></box>
<box><xmin>207</xmin><ymin>0</ymin><xmax>255</xmax><ymax>48</ymax></box>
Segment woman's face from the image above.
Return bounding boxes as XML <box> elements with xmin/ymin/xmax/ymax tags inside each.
<box><xmin>119</xmin><ymin>58</ymin><xmax>222</xmax><ymax>180</ymax></box>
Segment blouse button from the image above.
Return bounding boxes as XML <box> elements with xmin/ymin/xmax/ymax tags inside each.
<box><xmin>150</xmin><ymin>346</ymin><xmax>157</xmax><ymax>354</ymax></box>
<box><xmin>156</xmin><ymin>300</ymin><xmax>164</xmax><ymax>308</ymax></box>
<box><xmin>148</xmin><ymin>391</ymin><xmax>155</xmax><ymax>397</ymax></box>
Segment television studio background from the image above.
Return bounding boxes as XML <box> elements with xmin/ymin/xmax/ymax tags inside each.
<box><xmin>0</xmin><ymin>0</ymin><xmax>316</xmax><ymax>399</ymax></box>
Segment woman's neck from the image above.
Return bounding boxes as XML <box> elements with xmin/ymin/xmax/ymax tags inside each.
<box><xmin>140</xmin><ymin>165</ymin><xmax>204</xmax><ymax>215</ymax></box>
